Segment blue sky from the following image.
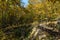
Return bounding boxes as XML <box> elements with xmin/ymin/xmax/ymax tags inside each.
<box><xmin>22</xmin><ymin>0</ymin><xmax>28</xmax><ymax>7</ymax></box>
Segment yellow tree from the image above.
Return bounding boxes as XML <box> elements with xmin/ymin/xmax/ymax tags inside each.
<box><xmin>28</xmin><ymin>0</ymin><xmax>60</xmax><ymax>22</ymax></box>
<box><xmin>27</xmin><ymin>0</ymin><xmax>60</xmax><ymax>40</ymax></box>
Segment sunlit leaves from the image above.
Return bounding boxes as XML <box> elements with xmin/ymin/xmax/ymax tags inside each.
<box><xmin>0</xmin><ymin>0</ymin><xmax>60</xmax><ymax>40</ymax></box>
<box><xmin>28</xmin><ymin>0</ymin><xmax>60</xmax><ymax>22</ymax></box>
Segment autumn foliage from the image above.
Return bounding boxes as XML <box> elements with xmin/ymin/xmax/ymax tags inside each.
<box><xmin>0</xmin><ymin>0</ymin><xmax>60</xmax><ymax>40</ymax></box>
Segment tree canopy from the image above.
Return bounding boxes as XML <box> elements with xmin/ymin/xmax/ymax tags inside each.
<box><xmin>0</xmin><ymin>0</ymin><xmax>60</xmax><ymax>40</ymax></box>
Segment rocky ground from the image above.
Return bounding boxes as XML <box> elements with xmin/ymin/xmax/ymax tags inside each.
<box><xmin>27</xmin><ymin>21</ymin><xmax>60</xmax><ymax>40</ymax></box>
